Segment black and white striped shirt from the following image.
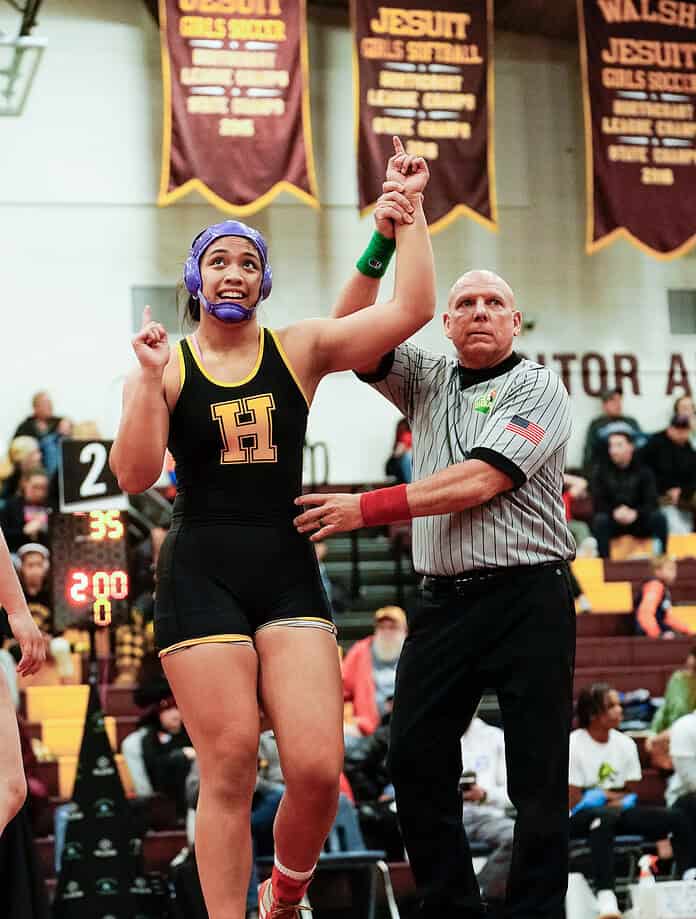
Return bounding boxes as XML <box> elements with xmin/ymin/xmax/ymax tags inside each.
<box><xmin>363</xmin><ymin>344</ymin><xmax>575</xmax><ymax>575</ymax></box>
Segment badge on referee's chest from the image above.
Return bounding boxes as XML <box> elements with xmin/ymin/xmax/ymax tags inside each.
<box><xmin>473</xmin><ymin>389</ymin><xmax>497</xmax><ymax>414</ymax></box>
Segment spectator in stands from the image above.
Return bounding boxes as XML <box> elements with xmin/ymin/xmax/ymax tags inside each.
<box><xmin>590</xmin><ymin>431</ymin><xmax>667</xmax><ymax>558</ymax></box>
<box><xmin>563</xmin><ymin>473</ymin><xmax>593</xmax><ymax>550</ymax></box>
<box><xmin>460</xmin><ymin>715</ymin><xmax>515</xmax><ymax>904</ymax></box>
<box><xmin>141</xmin><ymin>695</ymin><xmax>196</xmax><ymax>819</ymax></box>
<box><xmin>651</xmin><ymin>646</ymin><xmax>696</xmax><ymax>735</ymax></box>
<box><xmin>13</xmin><ymin>392</ymin><xmax>72</xmax><ymax>479</ymax></box>
<box><xmin>343</xmin><ymin>695</ymin><xmax>404</xmax><ymax>859</ymax></box>
<box><xmin>665</xmin><ymin>710</ymin><xmax>696</xmax><ymax>837</ymax></box>
<box><xmin>0</xmin><ymin>436</ymin><xmax>41</xmax><ymax>501</ymax></box>
<box><xmin>642</xmin><ymin>414</ymin><xmax>696</xmax><ymax>535</ymax></box>
<box><xmin>38</xmin><ymin>418</ymin><xmax>72</xmax><ymax>479</ymax></box>
<box><xmin>14</xmin><ymin>542</ymin><xmax>73</xmax><ymax>682</ymax></box>
<box><xmin>582</xmin><ymin>388</ymin><xmax>644</xmax><ymax>474</ymax></box>
<box><xmin>635</xmin><ymin>556</ymin><xmax>694</xmax><ymax>639</ymax></box>
<box><xmin>342</xmin><ymin>606</ymin><xmax>407</xmax><ymax>738</ymax></box>
<box><xmin>570</xmin><ymin>683</ymin><xmax>696</xmax><ymax>919</ymax></box>
<box><xmin>674</xmin><ymin>394</ymin><xmax>696</xmax><ymax>448</ymax></box>
<box><xmin>13</xmin><ymin>391</ymin><xmax>63</xmax><ymax>444</ymax></box>
<box><xmin>386</xmin><ymin>418</ymin><xmax>413</xmax><ymax>484</ymax></box>
<box><xmin>17</xmin><ymin>544</ymin><xmax>51</xmax><ymax>630</ymax></box>
<box><xmin>0</xmin><ymin>470</ymin><xmax>51</xmax><ymax>554</ymax></box>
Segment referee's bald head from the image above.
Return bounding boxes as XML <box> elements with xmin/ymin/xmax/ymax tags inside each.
<box><xmin>447</xmin><ymin>270</ymin><xmax>516</xmax><ymax>310</ymax></box>
<box><xmin>444</xmin><ymin>270</ymin><xmax>522</xmax><ymax>368</ymax></box>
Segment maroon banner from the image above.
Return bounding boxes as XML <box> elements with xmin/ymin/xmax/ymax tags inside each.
<box><xmin>578</xmin><ymin>0</ymin><xmax>696</xmax><ymax>259</ymax></box>
<box><xmin>158</xmin><ymin>0</ymin><xmax>318</xmax><ymax>215</ymax></box>
<box><xmin>352</xmin><ymin>0</ymin><xmax>496</xmax><ymax>235</ymax></box>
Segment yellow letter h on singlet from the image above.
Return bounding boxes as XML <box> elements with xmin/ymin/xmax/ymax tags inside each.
<box><xmin>211</xmin><ymin>394</ymin><xmax>277</xmax><ymax>464</ymax></box>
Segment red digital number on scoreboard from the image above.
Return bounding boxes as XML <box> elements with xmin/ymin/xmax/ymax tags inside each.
<box><xmin>67</xmin><ymin>570</ymin><xmax>129</xmax><ymax>604</ymax></box>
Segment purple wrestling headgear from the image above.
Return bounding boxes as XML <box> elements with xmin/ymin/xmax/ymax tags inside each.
<box><xmin>183</xmin><ymin>220</ymin><xmax>272</xmax><ymax>324</ymax></box>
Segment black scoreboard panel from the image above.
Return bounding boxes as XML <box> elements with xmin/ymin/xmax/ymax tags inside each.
<box><xmin>51</xmin><ymin>511</ymin><xmax>130</xmax><ymax>630</ymax></box>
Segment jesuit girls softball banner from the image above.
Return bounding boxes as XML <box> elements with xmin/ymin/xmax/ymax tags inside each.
<box><xmin>351</xmin><ymin>0</ymin><xmax>496</xmax><ymax>235</ymax></box>
<box><xmin>158</xmin><ymin>0</ymin><xmax>319</xmax><ymax>215</ymax></box>
<box><xmin>578</xmin><ymin>0</ymin><xmax>696</xmax><ymax>259</ymax></box>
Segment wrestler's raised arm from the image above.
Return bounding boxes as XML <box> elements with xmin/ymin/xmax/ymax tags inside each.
<box><xmin>331</xmin><ymin>137</ymin><xmax>426</xmax><ymax>324</ymax></box>
<box><xmin>287</xmin><ymin>140</ymin><xmax>434</xmax><ymax>377</ymax></box>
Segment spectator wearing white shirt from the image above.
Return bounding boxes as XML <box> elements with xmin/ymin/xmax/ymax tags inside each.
<box><xmin>569</xmin><ymin>684</ymin><xmax>696</xmax><ymax>919</ymax></box>
<box><xmin>460</xmin><ymin>717</ymin><xmax>514</xmax><ymax>903</ymax></box>
<box><xmin>667</xmin><ymin>712</ymin><xmax>696</xmax><ymax>827</ymax></box>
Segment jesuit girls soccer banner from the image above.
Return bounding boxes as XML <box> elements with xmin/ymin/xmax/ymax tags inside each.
<box><xmin>158</xmin><ymin>0</ymin><xmax>318</xmax><ymax>215</ymax></box>
<box><xmin>578</xmin><ymin>0</ymin><xmax>696</xmax><ymax>259</ymax></box>
<box><xmin>351</xmin><ymin>0</ymin><xmax>496</xmax><ymax>235</ymax></box>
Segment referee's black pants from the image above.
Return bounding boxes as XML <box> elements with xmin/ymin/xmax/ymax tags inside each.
<box><xmin>388</xmin><ymin>562</ymin><xmax>576</xmax><ymax>919</ymax></box>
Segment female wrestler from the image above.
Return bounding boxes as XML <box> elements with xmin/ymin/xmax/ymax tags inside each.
<box><xmin>0</xmin><ymin>527</ymin><xmax>45</xmax><ymax>836</ymax></box>
<box><xmin>110</xmin><ymin>138</ymin><xmax>434</xmax><ymax>919</ymax></box>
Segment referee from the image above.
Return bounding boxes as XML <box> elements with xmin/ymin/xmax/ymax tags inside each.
<box><xmin>295</xmin><ymin>231</ymin><xmax>575</xmax><ymax>917</ymax></box>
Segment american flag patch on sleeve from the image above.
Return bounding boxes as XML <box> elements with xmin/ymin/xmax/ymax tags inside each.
<box><xmin>505</xmin><ymin>415</ymin><xmax>545</xmax><ymax>445</ymax></box>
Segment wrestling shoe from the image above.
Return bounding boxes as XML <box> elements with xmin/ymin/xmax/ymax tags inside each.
<box><xmin>258</xmin><ymin>878</ymin><xmax>312</xmax><ymax>918</ymax></box>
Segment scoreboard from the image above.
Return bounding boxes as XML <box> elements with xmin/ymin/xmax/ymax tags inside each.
<box><xmin>51</xmin><ymin>510</ymin><xmax>130</xmax><ymax>630</ymax></box>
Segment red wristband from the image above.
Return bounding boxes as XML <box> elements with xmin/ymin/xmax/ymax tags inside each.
<box><xmin>360</xmin><ymin>484</ymin><xmax>411</xmax><ymax>527</ymax></box>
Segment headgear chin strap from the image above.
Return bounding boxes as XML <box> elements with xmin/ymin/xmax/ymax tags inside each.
<box><xmin>183</xmin><ymin>220</ymin><xmax>272</xmax><ymax>324</ymax></box>
<box><xmin>198</xmin><ymin>291</ymin><xmax>256</xmax><ymax>324</ymax></box>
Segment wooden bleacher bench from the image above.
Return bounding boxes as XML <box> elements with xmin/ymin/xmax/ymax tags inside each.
<box><xmin>572</xmin><ymin>558</ymin><xmax>633</xmax><ymax>613</ymax></box>
<box><xmin>21</xmin><ymin>685</ymin><xmax>140</xmax><ymax>799</ymax></box>
<box><xmin>668</xmin><ymin>534</ymin><xmax>696</xmax><ymax>559</ymax></box>
<box><xmin>26</xmin><ymin>682</ymin><xmax>186</xmax><ymax>888</ymax></box>
<box><xmin>575</xmin><ymin>636</ymin><xmax>692</xmax><ymax>669</ymax></box>
<box><xmin>573</xmin><ymin>664</ymin><xmax>676</xmax><ymax>698</ymax></box>
<box><xmin>16</xmin><ymin>653</ymin><xmax>83</xmax><ymax>689</ymax></box>
<box><xmin>610</xmin><ymin>535</ymin><xmax>654</xmax><ymax>561</ymax></box>
<box><xmin>576</xmin><ymin>613</ymin><xmax>634</xmax><ymax>638</ymax></box>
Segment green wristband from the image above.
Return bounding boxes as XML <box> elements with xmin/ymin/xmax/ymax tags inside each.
<box><xmin>356</xmin><ymin>231</ymin><xmax>396</xmax><ymax>278</ymax></box>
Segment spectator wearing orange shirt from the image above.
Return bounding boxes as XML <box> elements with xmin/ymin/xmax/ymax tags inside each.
<box><xmin>342</xmin><ymin>606</ymin><xmax>407</xmax><ymax>738</ymax></box>
<box><xmin>386</xmin><ymin>418</ymin><xmax>413</xmax><ymax>484</ymax></box>
<box><xmin>635</xmin><ymin>556</ymin><xmax>694</xmax><ymax>639</ymax></box>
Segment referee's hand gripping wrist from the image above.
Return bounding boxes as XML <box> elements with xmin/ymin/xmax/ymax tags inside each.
<box><xmin>294</xmin><ymin>492</ymin><xmax>365</xmax><ymax>541</ymax></box>
<box><xmin>293</xmin><ymin>485</ymin><xmax>412</xmax><ymax>539</ymax></box>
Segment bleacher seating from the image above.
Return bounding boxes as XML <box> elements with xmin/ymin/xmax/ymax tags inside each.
<box><xmin>23</xmin><ymin>683</ymin><xmax>185</xmax><ymax>889</ymax></box>
<box><xmin>23</xmin><ymin>524</ymin><xmax>696</xmax><ymax>905</ymax></box>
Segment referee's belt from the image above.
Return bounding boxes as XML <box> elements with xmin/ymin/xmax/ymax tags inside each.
<box><xmin>421</xmin><ymin>561</ymin><xmax>565</xmax><ymax>592</ymax></box>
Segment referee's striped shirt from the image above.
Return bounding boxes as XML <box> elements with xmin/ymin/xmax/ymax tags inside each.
<box><xmin>361</xmin><ymin>345</ymin><xmax>575</xmax><ymax>575</ymax></box>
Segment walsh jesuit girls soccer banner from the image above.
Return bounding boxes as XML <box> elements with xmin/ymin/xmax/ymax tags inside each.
<box><xmin>158</xmin><ymin>0</ymin><xmax>318</xmax><ymax>215</ymax></box>
<box><xmin>351</xmin><ymin>0</ymin><xmax>497</xmax><ymax>235</ymax></box>
<box><xmin>578</xmin><ymin>0</ymin><xmax>696</xmax><ymax>259</ymax></box>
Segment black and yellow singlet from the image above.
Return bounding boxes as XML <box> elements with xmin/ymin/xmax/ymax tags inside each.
<box><xmin>169</xmin><ymin>327</ymin><xmax>308</xmax><ymax>524</ymax></box>
<box><xmin>155</xmin><ymin>327</ymin><xmax>335</xmax><ymax>657</ymax></box>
